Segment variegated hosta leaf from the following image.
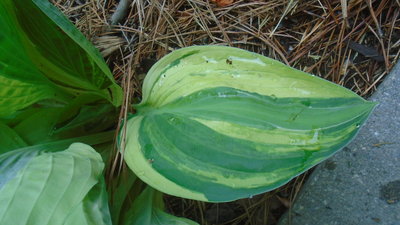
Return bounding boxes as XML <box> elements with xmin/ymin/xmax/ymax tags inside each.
<box><xmin>124</xmin><ymin>46</ymin><xmax>376</xmax><ymax>202</ymax></box>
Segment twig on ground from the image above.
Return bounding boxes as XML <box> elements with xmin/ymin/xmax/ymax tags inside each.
<box><xmin>111</xmin><ymin>0</ymin><xmax>132</xmax><ymax>25</ymax></box>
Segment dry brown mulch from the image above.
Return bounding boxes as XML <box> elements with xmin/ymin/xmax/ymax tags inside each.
<box><xmin>53</xmin><ymin>0</ymin><xmax>400</xmax><ymax>224</ymax></box>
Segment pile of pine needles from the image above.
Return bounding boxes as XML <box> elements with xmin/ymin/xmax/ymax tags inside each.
<box><xmin>53</xmin><ymin>0</ymin><xmax>399</xmax><ymax>224</ymax></box>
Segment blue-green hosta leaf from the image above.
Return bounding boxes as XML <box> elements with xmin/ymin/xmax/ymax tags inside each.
<box><xmin>125</xmin><ymin>186</ymin><xmax>199</xmax><ymax>225</ymax></box>
<box><xmin>64</xmin><ymin>177</ymin><xmax>112</xmax><ymax>225</ymax></box>
<box><xmin>0</xmin><ymin>143</ymin><xmax>112</xmax><ymax>225</ymax></box>
<box><xmin>124</xmin><ymin>46</ymin><xmax>376</xmax><ymax>202</ymax></box>
<box><xmin>0</xmin><ymin>131</ymin><xmax>113</xmax><ymax>194</ymax></box>
<box><xmin>0</xmin><ymin>0</ymin><xmax>122</xmax><ymax>117</ymax></box>
<box><xmin>0</xmin><ymin>131</ymin><xmax>114</xmax><ymax>188</ymax></box>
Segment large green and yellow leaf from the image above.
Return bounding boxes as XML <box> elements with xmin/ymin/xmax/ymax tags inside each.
<box><xmin>124</xmin><ymin>46</ymin><xmax>376</xmax><ymax>202</ymax></box>
<box><xmin>0</xmin><ymin>143</ymin><xmax>112</xmax><ymax>225</ymax></box>
<box><xmin>0</xmin><ymin>0</ymin><xmax>122</xmax><ymax>117</ymax></box>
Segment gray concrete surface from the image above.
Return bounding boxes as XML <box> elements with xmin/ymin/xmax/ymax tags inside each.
<box><xmin>279</xmin><ymin>62</ymin><xmax>400</xmax><ymax>225</ymax></box>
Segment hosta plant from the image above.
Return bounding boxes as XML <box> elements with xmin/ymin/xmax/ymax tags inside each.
<box><xmin>123</xmin><ymin>46</ymin><xmax>376</xmax><ymax>202</ymax></box>
<box><xmin>0</xmin><ymin>0</ymin><xmax>376</xmax><ymax>224</ymax></box>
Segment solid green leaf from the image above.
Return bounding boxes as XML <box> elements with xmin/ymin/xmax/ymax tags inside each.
<box><xmin>0</xmin><ymin>143</ymin><xmax>112</xmax><ymax>225</ymax></box>
<box><xmin>12</xmin><ymin>107</ymin><xmax>63</xmax><ymax>145</ymax></box>
<box><xmin>0</xmin><ymin>107</ymin><xmax>43</xmax><ymax>127</ymax></box>
<box><xmin>30</xmin><ymin>0</ymin><xmax>123</xmax><ymax>105</ymax></box>
<box><xmin>54</xmin><ymin>104</ymin><xmax>117</xmax><ymax>134</ymax></box>
<box><xmin>0</xmin><ymin>1</ymin><xmax>65</xmax><ymax>117</ymax></box>
<box><xmin>124</xmin><ymin>46</ymin><xmax>376</xmax><ymax>202</ymax></box>
<box><xmin>108</xmin><ymin>169</ymin><xmax>141</xmax><ymax>225</ymax></box>
<box><xmin>0</xmin><ymin>0</ymin><xmax>122</xmax><ymax>117</ymax></box>
<box><xmin>106</xmin><ymin>168</ymin><xmax>197</xmax><ymax>225</ymax></box>
<box><xmin>11</xmin><ymin>104</ymin><xmax>117</xmax><ymax>145</ymax></box>
<box><xmin>0</xmin><ymin>122</ymin><xmax>27</xmax><ymax>154</ymax></box>
<box><xmin>125</xmin><ymin>186</ymin><xmax>199</xmax><ymax>225</ymax></box>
